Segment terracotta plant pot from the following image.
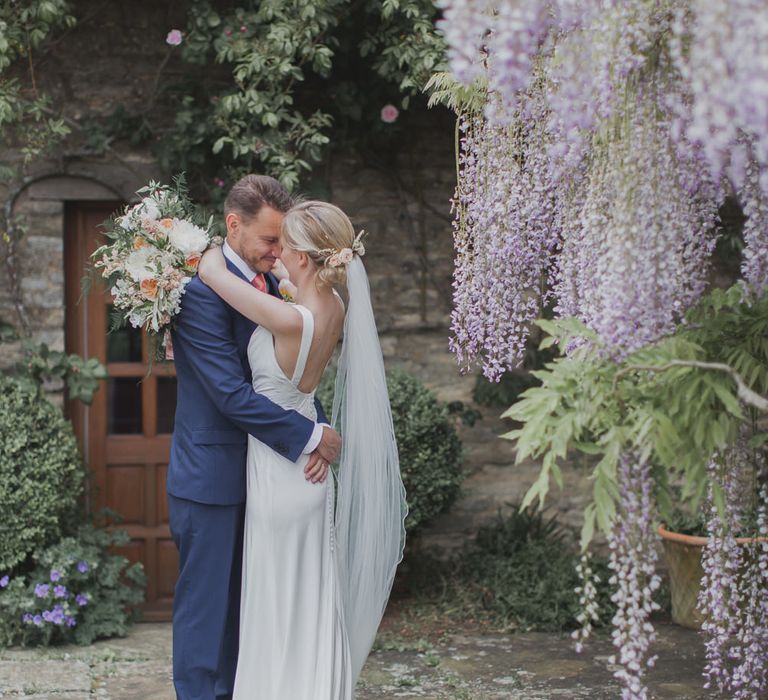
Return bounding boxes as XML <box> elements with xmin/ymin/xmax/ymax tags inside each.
<box><xmin>657</xmin><ymin>525</ymin><xmax>768</xmax><ymax>630</ymax></box>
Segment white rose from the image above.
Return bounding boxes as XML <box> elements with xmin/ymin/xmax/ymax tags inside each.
<box><xmin>168</xmin><ymin>219</ymin><xmax>209</xmax><ymax>256</ymax></box>
<box><xmin>140</xmin><ymin>198</ymin><xmax>161</xmax><ymax>221</ymax></box>
<box><xmin>124</xmin><ymin>247</ymin><xmax>156</xmax><ymax>282</ymax></box>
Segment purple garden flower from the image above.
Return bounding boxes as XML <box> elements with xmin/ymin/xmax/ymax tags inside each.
<box><xmin>77</xmin><ymin>560</ymin><xmax>89</xmax><ymax>574</ymax></box>
<box><xmin>49</xmin><ymin>570</ymin><xmax>61</xmax><ymax>582</ymax></box>
<box><xmin>0</xmin><ymin>575</ymin><xmax>9</xmax><ymax>588</ymax></box>
<box><xmin>66</xmin><ymin>616</ymin><xmax>77</xmax><ymax>627</ymax></box>
<box><xmin>22</xmin><ymin>613</ymin><xmax>33</xmax><ymax>624</ymax></box>
<box><xmin>75</xmin><ymin>593</ymin><xmax>89</xmax><ymax>607</ymax></box>
<box><xmin>34</xmin><ymin>583</ymin><xmax>50</xmax><ymax>598</ymax></box>
<box><xmin>32</xmin><ymin>614</ymin><xmax>42</xmax><ymax>626</ymax></box>
<box><xmin>53</xmin><ymin>585</ymin><xmax>68</xmax><ymax>599</ymax></box>
<box><xmin>50</xmin><ymin>605</ymin><xmax>65</xmax><ymax>625</ymax></box>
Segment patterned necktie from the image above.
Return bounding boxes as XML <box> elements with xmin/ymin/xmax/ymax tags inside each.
<box><xmin>251</xmin><ymin>273</ymin><xmax>267</xmax><ymax>293</ymax></box>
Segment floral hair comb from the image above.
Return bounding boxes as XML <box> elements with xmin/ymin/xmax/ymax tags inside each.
<box><xmin>320</xmin><ymin>229</ymin><xmax>366</xmax><ymax>268</ymax></box>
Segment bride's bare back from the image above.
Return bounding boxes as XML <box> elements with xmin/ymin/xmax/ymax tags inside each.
<box><xmin>272</xmin><ymin>293</ymin><xmax>345</xmax><ymax>395</ymax></box>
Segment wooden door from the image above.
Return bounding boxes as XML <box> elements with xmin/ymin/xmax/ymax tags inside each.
<box><xmin>64</xmin><ymin>201</ymin><xmax>178</xmax><ymax>621</ymax></box>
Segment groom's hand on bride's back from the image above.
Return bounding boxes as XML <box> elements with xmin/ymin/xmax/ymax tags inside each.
<box><xmin>304</xmin><ymin>426</ymin><xmax>341</xmax><ymax>484</ymax></box>
<box><xmin>316</xmin><ymin>425</ymin><xmax>341</xmax><ymax>462</ymax></box>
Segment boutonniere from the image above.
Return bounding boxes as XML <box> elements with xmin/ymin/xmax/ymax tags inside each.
<box><xmin>278</xmin><ymin>278</ymin><xmax>297</xmax><ymax>304</ymax></box>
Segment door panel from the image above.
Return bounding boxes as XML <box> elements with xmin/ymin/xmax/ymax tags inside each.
<box><xmin>64</xmin><ymin>201</ymin><xmax>177</xmax><ymax>621</ymax></box>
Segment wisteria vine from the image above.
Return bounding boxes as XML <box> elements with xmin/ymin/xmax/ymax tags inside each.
<box><xmin>699</xmin><ymin>447</ymin><xmax>768</xmax><ymax>699</ymax></box>
<box><xmin>606</xmin><ymin>452</ymin><xmax>661</xmax><ymax>700</ymax></box>
<box><xmin>440</xmin><ymin>0</ymin><xmax>767</xmax><ymax>370</ymax></box>
<box><xmin>438</xmin><ymin>1</ymin><xmax>768</xmax><ymax>698</ymax></box>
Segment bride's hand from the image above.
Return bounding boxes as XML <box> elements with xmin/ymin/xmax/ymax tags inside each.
<box><xmin>197</xmin><ymin>246</ymin><xmax>225</xmax><ymax>284</ymax></box>
<box><xmin>271</xmin><ymin>259</ymin><xmax>290</xmax><ymax>281</ymax></box>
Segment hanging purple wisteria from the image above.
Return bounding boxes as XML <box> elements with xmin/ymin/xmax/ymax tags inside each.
<box><xmin>607</xmin><ymin>453</ymin><xmax>661</xmax><ymax>700</ymax></box>
<box><xmin>441</xmin><ymin>0</ymin><xmax>733</xmax><ymax>368</ymax></box>
<box><xmin>437</xmin><ymin>1</ymin><xmax>768</xmax><ymax>698</ymax></box>
<box><xmin>699</xmin><ymin>448</ymin><xmax>768</xmax><ymax>700</ymax></box>
<box><xmin>449</xmin><ymin>90</ymin><xmax>556</xmax><ymax>381</ymax></box>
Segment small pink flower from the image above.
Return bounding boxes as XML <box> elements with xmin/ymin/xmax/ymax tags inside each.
<box><xmin>215</xmin><ymin>178</ymin><xmax>225</xmax><ymax>188</ymax></box>
<box><xmin>225</xmin><ymin>29</ymin><xmax>233</xmax><ymax>37</ymax></box>
<box><xmin>166</xmin><ymin>29</ymin><xmax>183</xmax><ymax>46</ymax></box>
<box><xmin>338</xmin><ymin>248</ymin><xmax>354</xmax><ymax>265</ymax></box>
<box><xmin>328</xmin><ymin>253</ymin><xmax>341</xmax><ymax>268</ymax></box>
<box><xmin>380</xmin><ymin>104</ymin><xmax>399</xmax><ymax>124</ymax></box>
<box><xmin>240</xmin><ymin>25</ymin><xmax>247</xmax><ymax>33</ymax></box>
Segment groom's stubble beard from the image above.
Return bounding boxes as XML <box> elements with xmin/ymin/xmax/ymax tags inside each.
<box><xmin>226</xmin><ymin>206</ymin><xmax>285</xmax><ymax>274</ymax></box>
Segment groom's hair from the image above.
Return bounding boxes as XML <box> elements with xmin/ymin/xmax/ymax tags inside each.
<box><xmin>224</xmin><ymin>174</ymin><xmax>294</xmax><ymax>220</ymax></box>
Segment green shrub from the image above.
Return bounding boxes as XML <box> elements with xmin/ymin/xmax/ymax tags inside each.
<box><xmin>0</xmin><ymin>377</ymin><xmax>83</xmax><ymax>571</ymax></box>
<box><xmin>0</xmin><ymin>524</ymin><xmax>146</xmax><ymax>647</ymax></box>
<box><xmin>318</xmin><ymin>368</ymin><xmax>464</xmax><ymax>532</ymax></box>
<box><xmin>453</xmin><ymin>508</ymin><xmax>615</xmax><ymax>631</ymax></box>
<box><xmin>404</xmin><ymin>508</ymin><xmax>615</xmax><ymax>632</ymax></box>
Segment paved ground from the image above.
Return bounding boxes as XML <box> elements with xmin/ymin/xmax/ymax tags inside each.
<box><xmin>0</xmin><ymin>620</ymin><xmax>715</xmax><ymax>699</ymax></box>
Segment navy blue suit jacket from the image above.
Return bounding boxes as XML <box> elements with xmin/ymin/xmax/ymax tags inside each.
<box><xmin>167</xmin><ymin>259</ymin><xmax>328</xmax><ymax>505</ymax></box>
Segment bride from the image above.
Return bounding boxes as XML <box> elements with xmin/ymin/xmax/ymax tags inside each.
<box><xmin>198</xmin><ymin>200</ymin><xmax>407</xmax><ymax>699</ymax></box>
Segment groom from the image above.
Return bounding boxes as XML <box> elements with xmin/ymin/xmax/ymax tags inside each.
<box><xmin>167</xmin><ymin>174</ymin><xmax>341</xmax><ymax>700</ymax></box>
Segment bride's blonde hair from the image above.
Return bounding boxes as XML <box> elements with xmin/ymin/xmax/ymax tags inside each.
<box><xmin>282</xmin><ymin>201</ymin><xmax>357</xmax><ymax>290</ymax></box>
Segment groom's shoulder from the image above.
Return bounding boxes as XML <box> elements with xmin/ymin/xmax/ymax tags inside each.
<box><xmin>181</xmin><ymin>274</ymin><xmax>226</xmax><ymax>311</ymax></box>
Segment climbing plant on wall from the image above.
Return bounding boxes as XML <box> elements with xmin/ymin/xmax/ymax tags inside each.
<box><xmin>74</xmin><ymin>0</ymin><xmax>447</xmax><ymax>198</ymax></box>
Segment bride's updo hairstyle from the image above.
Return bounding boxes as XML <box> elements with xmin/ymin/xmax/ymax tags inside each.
<box><xmin>282</xmin><ymin>201</ymin><xmax>358</xmax><ymax>290</ymax></box>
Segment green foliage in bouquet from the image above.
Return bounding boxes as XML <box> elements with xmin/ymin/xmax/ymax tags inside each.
<box><xmin>0</xmin><ymin>524</ymin><xmax>146</xmax><ymax>647</ymax></box>
<box><xmin>0</xmin><ymin>377</ymin><xmax>84</xmax><ymax>571</ymax></box>
<box><xmin>504</xmin><ymin>284</ymin><xmax>768</xmax><ymax>547</ymax></box>
<box><xmin>318</xmin><ymin>368</ymin><xmax>463</xmax><ymax>532</ymax></box>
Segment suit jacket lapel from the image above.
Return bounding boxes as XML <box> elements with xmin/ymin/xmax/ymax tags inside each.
<box><xmin>265</xmin><ymin>271</ymin><xmax>280</xmax><ymax>298</ymax></box>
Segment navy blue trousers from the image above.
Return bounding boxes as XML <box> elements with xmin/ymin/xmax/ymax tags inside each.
<box><xmin>168</xmin><ymin>494</ymin><xmax>245</xmax><ymax>700</ymax></box>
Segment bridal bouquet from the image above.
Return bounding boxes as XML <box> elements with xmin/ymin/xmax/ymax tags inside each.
<box><xmin>91</xmin><ymin>178</ymin><xmax>221</xmax><ymax>348</ymax></box>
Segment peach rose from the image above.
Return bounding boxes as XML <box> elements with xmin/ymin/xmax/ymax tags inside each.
<box><xmin>185</xmin><ymin>252</ymin><xmax>202</xmax><ymax>269</ymax></box>
<box><xmin>133</xmin><ymin>237</ymin><xmax>149</xmax><ymax>250</ymax></box>
<box><xmin>140</xmin><ymin>278</ymin><xmax>158</xmax><ymax>300</ymax></box>
<box><xmin>159</xmin><ymin>218</ymin><xmax>175</xmax><ymax>230</ymax></box>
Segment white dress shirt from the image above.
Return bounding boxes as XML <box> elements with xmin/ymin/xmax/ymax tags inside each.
<box><xmin>222</xmin><ymin>240</ymin><xmax>325</xmax><ymax>454</ymax></box>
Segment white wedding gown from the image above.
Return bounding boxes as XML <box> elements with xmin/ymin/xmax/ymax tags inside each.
<box><xmin>233</xmin><ymin>304</ymin><xmax>353</xmax><ymax>700</ymax></box>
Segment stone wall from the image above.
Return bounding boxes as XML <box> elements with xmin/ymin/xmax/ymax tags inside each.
<box><xmin>0</xmin><ymin>0</ymin><xmax>593</xmax><ymax>555</ymax></box>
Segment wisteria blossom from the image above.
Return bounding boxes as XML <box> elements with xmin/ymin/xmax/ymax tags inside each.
<box><xmin>439</xmin><ymin>6</ymin><xmax>768</xmax><ymax>697</ymax></box>
<box><xmin>699</xmin><ymin>447</ymin><xmax>768</xmax><ymax>700</ymax></box>
<box><xmin>449</xmin><ymin>96</ymin><xmax>556</xmax><ymax>381</ymax></box>
<box><xmin>442</xmin><ymin>0</ymin><xmax>766</xmax><ymax>376</ymax></box>
<box><xmin>739</xmin><ymin>158</ymin><xmax>768</xmax><ymax>297</ymax></box>
<box><xmin>572</xmin><ymin>551</ymin><xmax>602</xmax><ymax>654</ymax></box>
<box><xmin>607</xmin><ymin>453</ymin><xmax>661</xmax><ymax>700</ymax></box>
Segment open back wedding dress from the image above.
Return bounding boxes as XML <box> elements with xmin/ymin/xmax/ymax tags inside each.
<box><xmin>233</xmin><ymin>304</ymin><xmax>353</xmax><ymax>699</ymax></box>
